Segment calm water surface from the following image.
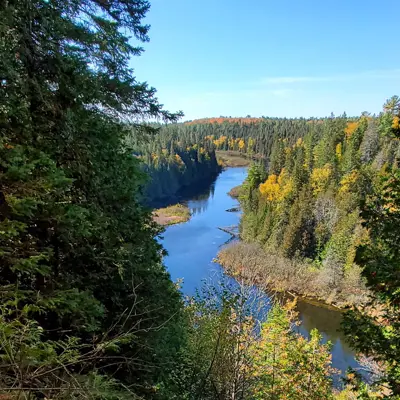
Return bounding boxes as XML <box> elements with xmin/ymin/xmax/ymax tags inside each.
<box><xmin>161</xmin><ymin>167</ymin><xmax>361</xmax><ymax>381</ymax></box>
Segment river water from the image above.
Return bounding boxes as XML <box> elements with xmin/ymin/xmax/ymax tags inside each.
<box><xmin>161</xmin><ymin>167</ymin><xmax>361</xmax><ymax>382</ymax></box>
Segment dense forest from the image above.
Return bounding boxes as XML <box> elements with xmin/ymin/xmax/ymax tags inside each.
<box><xmin>1</xmin><ymin>0</ymin><xmax>400</xmax><ymax>398</ymax></box>
<box><xmin>212</xmin><ymin>101</ymin><xmax>398</xmax><ymax>302</ymax></box>
<box><xmin>128</xmin><ymin>130</ymin><xmax>220</xmax><ymax>205</ymax></box>
<box><xmin>159</xmin><ymin>116</ymin><xmax>319</xmax><ymax>162</ymax></box>
<box><xmin>163</xmin><ymin>106</ymin><xmax>400</xmax><ymax>306</ymax></box>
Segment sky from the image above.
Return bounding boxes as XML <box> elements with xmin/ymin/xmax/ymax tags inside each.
<box><xmin>132</xmin><ymin>0</ymin><xmax>400</xmax><ymax>121</ymax></box>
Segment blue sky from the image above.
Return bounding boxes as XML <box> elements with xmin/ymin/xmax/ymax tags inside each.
<box><xmin>132</xmin><ymin>0</ymin><xmax>400</xmax><ymax>120</ymax></box>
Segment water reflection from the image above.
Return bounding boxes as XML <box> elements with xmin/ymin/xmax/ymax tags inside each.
<box><xmin>295</xmin><ymin>299</ymin><xmax>362</xmax><ymax>382</ymax></box>
<box><xmin>161</xmin><ymin>167</ymin><xmax>361</xmax><ymax>385</ymax></box>
<box><xmin>188</xmin><ymin>182</ymin><xmax>216</xmax><ymax>215</ymax></box>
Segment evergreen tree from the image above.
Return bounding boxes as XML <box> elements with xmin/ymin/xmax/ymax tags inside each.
<box><xmin>0</xmin><ymin>0</ymin><xmax>183</xmax><ymax>397</ymax></box>
<box><xmin>342</xmin><ymin>170</ymin><xmax>400</xmax><ymax>398</ymax></box>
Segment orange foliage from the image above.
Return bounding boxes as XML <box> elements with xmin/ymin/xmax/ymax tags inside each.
<box><xmin>185</xmin><ymin>117</ymin><xmax>262</xmax><ymax>125</ymax></box>
<box><xmin>174</xmin><ymin>154</ymin><xmax>184</xmax><ymax>165</ymax></box>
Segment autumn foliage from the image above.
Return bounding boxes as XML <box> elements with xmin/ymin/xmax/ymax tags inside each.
<box><xmin>185</xmin><ymin>117</ymin><xmax>263</xmax><ymax>125</ymax></box>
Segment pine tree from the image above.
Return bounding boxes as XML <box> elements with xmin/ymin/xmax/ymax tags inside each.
<box><xmin>342</xmin><ymin>170</ymin><xmax>400</xmax><ymax>398</ymax></box>
<box><xmin>0</xmin><ymin>0</ymin><xmax>183</xmax><ymax>397</ymax></box>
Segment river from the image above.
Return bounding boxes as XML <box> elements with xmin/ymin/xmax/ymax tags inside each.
<box><xmin>161</xmin><ymin>167</ymin><xmax>362</xmax><ymax>383</ymax></box>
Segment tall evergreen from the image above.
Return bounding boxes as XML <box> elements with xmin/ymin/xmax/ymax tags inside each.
<box><xmin>0</xmin><ymin>1</ymin><xmax>183</xmax><ymax>397</ymax></box>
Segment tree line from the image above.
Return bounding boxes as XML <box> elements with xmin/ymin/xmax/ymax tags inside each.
<box><xmin>127</xmin><ymin>129</ymin><xmax>220</xmax><ymax>205</ymax></box>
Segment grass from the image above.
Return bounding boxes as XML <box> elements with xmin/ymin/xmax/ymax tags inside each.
<box><xmin>216</xmin><ymin>151</ymin><xmax>252</xmax><ymax>167</ymax></box>
<box><xmin>228</xmin><ymin>185</ymin><xmax>243</xmax><ymax>198</ymax></box>
<box><xmin>216</xmin><ymin>241</ymin><xmax>369</xmax><ymax>308</ymax></box>
<box><xmin>153</xmin><ymin>204</ymin><xmax>191</xmax><ymax>226</ymax></box>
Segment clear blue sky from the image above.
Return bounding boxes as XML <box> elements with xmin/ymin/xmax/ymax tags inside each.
<box><xmin>132</xmin><ymin>0</ymin><xmax>400</xmax><ymax>120</ymax></box>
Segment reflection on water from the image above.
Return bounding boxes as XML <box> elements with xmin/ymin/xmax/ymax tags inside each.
<box><xmin>295</xmin><ymin>300</ymin><xmax>361</xmax><ymax>382</ymax></box>
<box><xmin>162</xmin><ymin>168</ymin><xmax>246</xmax><ymax>295</ymax></box>
<box><xmin>188</xmin><ymin>182</ymin><xmax>216</xmax><ymax>216</ymax></box>
<box><xmin>161</xmin><ymin>167</ymin><xmax>362</xmax><ymax>384</ymax></box>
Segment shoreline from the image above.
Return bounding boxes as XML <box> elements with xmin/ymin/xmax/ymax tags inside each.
<box><xmin>216</xmin><ymin>241</ymin><xmax>370</xmax><ymax>310</ymax></box>
<box><xmin>153</xmin><ymin>204</ymin><xmax>191</xmax><ymax>226</ymax></box>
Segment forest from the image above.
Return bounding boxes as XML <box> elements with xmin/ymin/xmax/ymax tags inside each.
<box><xmin>127</xmin><ymin>129</ymin><xmax>220</xmax><ymax>205</ymax></box>
<box><xmin>0</xmin><ymin>0</ymin><xmax>399</xmax><ymax>399</ymax></box>
<box><xmin>162</xmin><ymin>107</ymin><xmax>400</xmax><ymax>306</ymax></box>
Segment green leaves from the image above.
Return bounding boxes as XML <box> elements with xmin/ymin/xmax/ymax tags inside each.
<box><xmin>342</xmin><ymin>169</ymin><xmax>400</xmax><ymax>398</ymax></box>
<box><xmin>0</xmin><ymin>0</ymin><xmax>184</xmax><ymax>397</ymax></box>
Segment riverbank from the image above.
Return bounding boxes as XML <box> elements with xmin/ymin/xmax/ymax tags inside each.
<box><xmin>217</xmin><ymin>241</ymin><xmax>370</xmax><ymax>309</ymax></box>
<box><xmin>216</xmin><ymin>150</ymin><xmax>252</xmax><ymax>167</ymax></box>
<box><xmin>227</xmin><ymin>184</ymin><xmax>242</xmax><ymax>198</ymax></box>
<box><xmin>153</xmin><ymin>204</ymin><xmax>191</xmax><ymax>226</ymax></box>
<box><xmin>161</xmin><ymin>167</ymin><xmax>365</xmax><ymax>380</ymax></box>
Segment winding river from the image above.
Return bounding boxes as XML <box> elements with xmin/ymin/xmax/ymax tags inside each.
<box><xmin>161</xmin><ymin>167</ymin><xmax>361</xmax><ymax>382</ymax></box>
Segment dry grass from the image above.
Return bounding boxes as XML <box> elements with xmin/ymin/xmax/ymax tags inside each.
<box><xmin>228</xmin><ymin>185</ymin><xmax>242</xmax><ymax>198</ymax></box>
<box><xmin>153</xmin><ymin>204</ymin><xmax>191</xmax><ymax>226</ymax></box>
<box><xmin>216</xmin><ymin>151</ymin><xmax>251</xmax><ymax>167</ymax></box>
<box><xmin>217</xmin><ymin>241</ymin><xmax>369</xmax><ymax>308</ymax></box>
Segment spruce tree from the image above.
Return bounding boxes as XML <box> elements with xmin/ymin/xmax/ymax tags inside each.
<box><xmin>0</xmin><ymin>0</ymin><xmax>183</xmax><ymax>397</ymax></box>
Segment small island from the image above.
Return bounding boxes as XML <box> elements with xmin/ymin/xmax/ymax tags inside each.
<box><xmin>153</xmin><ymin>204</ymin><xmax>191</xmax><ymax>226</ymax></box>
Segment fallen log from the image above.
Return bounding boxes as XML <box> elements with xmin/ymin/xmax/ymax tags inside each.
<box><xmin>218</xmin><ymin>225</ymin><xmax>239</xmax><ymax>237</ymax></box>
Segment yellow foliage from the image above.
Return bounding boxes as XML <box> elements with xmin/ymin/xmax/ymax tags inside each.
<box><xmin>174</xmin><ymin>154</ymin><xmax>184</xmax><ymax>165</ymax></box>
<box><xmin>344</xmin><ymin>122</ymin><xmax>359</xmax><ymax>139</ymax></box>
<box><xmin>293</xmin><ymin>137</ymin><xmax>303</xmax><ymax>149</ymax></box>
<box><xmin>339</xmin><ymin>171</ymin><xmax>358</xmax><ymax>194</ymax></box>
<box><xmin>336</xmin><ymin>143</ymin><xmax>342</xmax><ymax>161</ymax></box>
<box><xmin>278</xmin><ymin>169</ymin><xmax>293</xmax><ymax>200</ymax></box>
<box><xmin>259</xmin><ymin>170</ymin><xmax>293</xmax><ymax>202</ymax></box>
<box><xmin>238</xmin><ymin>139</ymin><xmax>245</xmax><ymax>150</ymax></box>
<box><xmin>213</xmin><ymin>135</ymin><xmax>227</xmax><ymax>148</ymax></box>
<box><xmin>259</xmin><ymin>174</ymin><xmax>280</xmax><ymax>201</ymax></box>
<box><xmin>311</xmin><ymin>164</ymin><xmax>332</xmax><ymax>195</ymax></box>
<box><xmin>392</xmin><ymin>116</ymin><xmax>400</xmax><ymax>130</ymax></box>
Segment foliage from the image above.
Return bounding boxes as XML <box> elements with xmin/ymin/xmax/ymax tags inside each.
<box><xmin>128</xmin><ymin>131</ymin><xmax>220</xmax><ymax>205</ymax></box>
<box><xmin>342</xmin><ymin>169</ymin><xmax>400</xmax><ymax>398</ymax></box>
<box><xmin>0</xmin><ymin>0</ymin><xmax>184</xmax><ymax>397</ymax></box>
<box><xmin>218</xmin><ymin>241</ymin><xmax>368</xmax><ymax>307</ymax></box>
<box><xmin>165</xmin><ymin>284</ymin><xmax>337</xmax><ymax>400</ymax></box>
<box><xmin>232</xmin><ymin>99</ymin><xmax>400</xmax><ymax>309</ymax></box>
<box><xmin>311</xmin><ymin>164</ymin><xmax>333</xmax><ymax>195</ymax></box>
<box><xmin>251</xmin><ymin>305</ymin><xmax>335</xmax><ymax>400</ymax></box>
